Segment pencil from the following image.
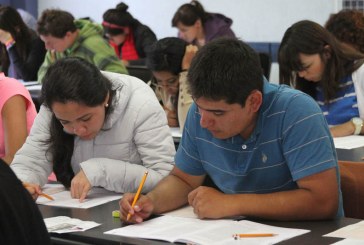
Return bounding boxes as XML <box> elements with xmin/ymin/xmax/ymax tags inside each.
<box><xmin>127</xmin><ymin>171</ymin><xmax>149</xmax><ymax>221</ymax></box>
<box><xmin>23</xmin><ymin>183</ymin><xmax>54</xmax><ymax>201</ymax></box>
<box><xmin>233</xmin><ymin>233</ymin><xmax>275</xmax><ymax>238</ymax></box>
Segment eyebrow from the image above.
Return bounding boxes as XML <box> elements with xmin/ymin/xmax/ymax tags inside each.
<box><xmin>56</xmin><ymin>113</ymin><xmax>92</xmax><ymax>122</ymax></box>
<box><xmin>194</xmin><ymin>101</ymin><xmax>228</xmax><ymax>113</ymax></box>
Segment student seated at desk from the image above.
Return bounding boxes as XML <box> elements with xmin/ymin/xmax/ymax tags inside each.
<box><xmin>147</xmin><ymin>37</ymin><xmax>197</xmax><ymax>129</ymax></box>
<box><xmin>0</xmin><ymin>73</ymin><xmax>37</xmax><ymax>164</ymax></box>
<box><xmin>36</xmin><ymin>9</ymin><xmax>127</xmax><ymax>83</ymax></box>
<box><xmin>279</xmin><ymin>20</ymin><xmax>364</xmax><ymax>138</ymax></box>
<box><xmin>172</xmin><ymin>0</ymin><xmax>236</xmax><ymax>48</ymax></box>
<box><xmin>0</xmin><ymin>6</ymin><xmax>46</xmax><ymax>81</ymax></box>
<box><xmin>11</xmin><ymin>57</ymin><xmax>175</xmax><ymax>201</ymax></box>
<box><xmin>120</xmin><ymin>38</ymin><xmax>343</xmax><ymax>222</ymax></box>
<box><xmin>102</xmin><ymin>2</ymin><xmax>157</xmax><ymax>66</ymax></box>
<box><xmin>0</xmin><ymin>158</ymin><xmax>51</xmax><ymax>244</ymax></box>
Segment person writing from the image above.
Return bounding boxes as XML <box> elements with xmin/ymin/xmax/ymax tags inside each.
<box><xmin>120</xmin><ymin>38</ymin><xmax>343</xmax><ymax>222</ymax></box>
<box><xmin>147</xmin><ymin>37</ymin><xmax>197</xmax><ymax>129</ymax></box>
<box><xmin>172</xmin><ymin>0</ymin><xmax>236</xmax><ymax>47</ymax></box>
<box><xmin>102</xmin><ymin>2</ymin><xmax>157</xmax><ymax>66</ymax></box>
<box><xmin>0</xmin><ymin>6</ymin><xmax>46</xmax><ymax>81</ymax></box>
<box><xmin>0</xmin><ymin>73</ymin><xmax>37</xmax><ymax>164</ymax></box>
<box><xmin>279</xmin><ymin>20</ymin><xmax>364</xmax><ymax>137</ymax></box>
<box><xmin>11</xmin><ymin>57</ymin><xmax>175</xmax><ymax>201</ymax></box>
<box><xmin>36</xmin><ymin>9</ymin><xmax>127</xmax><ymax>82</ymax></box>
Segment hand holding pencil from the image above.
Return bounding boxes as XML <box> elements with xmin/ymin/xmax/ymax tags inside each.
<box><xmin>23</xmin><ymin>182</ymin><xmax>54</xmax><ymax>201</ymax></box>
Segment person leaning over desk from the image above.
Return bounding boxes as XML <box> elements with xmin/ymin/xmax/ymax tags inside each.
<box><xmin>10</xmin><ymin>57</ymin><xmax>175</xmax><ymax>202</ymax></box>
<box><xmin>279</xmin><ymin>20</ymin><xmax>364</xmax><ymax>138</ymax></box>
<box><xmin>146</xmin><ymin>37</ymin><xmax>197</xmax><ymax>129</ymax></box>
<box><xmin>120</xmin><ymin>38</ymin><xmax>343</xmax><ymax>222</ymax></box>
<box><xmin>36</xmin><ymin>9</ymin><xmax>127</xmax><ymax>83</ymax></box>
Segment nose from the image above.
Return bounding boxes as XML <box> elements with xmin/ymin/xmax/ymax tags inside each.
<box><xmin>199</xmin><ymin>110</ymin><xmax>213</xmax><ymax>129</ymax></box>
<box><xmin>297</xmin><ymin>70</ymin><xmax>306</xmax><ymax>78</ymax></box>
<box><xmin>72</xmin><ymin>123</ymin><xmax>87</xmax><ymax>136</ymax></box>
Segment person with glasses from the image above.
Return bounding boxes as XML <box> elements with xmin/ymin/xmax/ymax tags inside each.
<box><xmin>146</xmin><ymin>37</ymin><xmax>198</xmax><ymax>129</ymax></box>
<box><xmin>102</xmin><ymin>2</ymin><xmax>157</xmax><ymax>66</ymax></box>
<box><xmin>279</xmin><ymin>20</ymin><xmax>364</xmax><ymax>137</ymax></box>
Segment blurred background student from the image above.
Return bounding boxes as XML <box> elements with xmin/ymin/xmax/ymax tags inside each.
<box><xmin>147</xmin><ymin>37</ymin><xmax>197</xmax><ymax>129</ymax></box>
<box><xmin>102</xmin><ymin>2</ymin><xmax>157</xmax><ymax>66</ymax></box>
<box><xmin>0</xmin><ymin>6</ymin><xmax>46</xmax><ymax>81</ymax></box>
<box><xmin>279</xmin><ymin>20</ymin><xmax>364</xmax><ymax>137</ymax></box>
<box><xmin>0</xmin><ymin>158</ymin><xmax>50</xmax><ymax>245</ymax></box>
<box><xmin>325</xmin><ymin>9</ymin><xmax>364</xmax><ymax>54</ymax></box>
<box><xmin>0</xmin><ymin>73</ymin><xmax>36</xmax><ymax>164</ymax></box>
<box><xmin>172</xmin><ymin>0</ymin><xmax>235</xmax><ymax>47</ymax></box>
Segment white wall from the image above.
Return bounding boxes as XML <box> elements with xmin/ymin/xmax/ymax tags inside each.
<box><xmin>38</xmin><ymin>0</ymin><xmax>342</xmax><ymax>42</ymax></box>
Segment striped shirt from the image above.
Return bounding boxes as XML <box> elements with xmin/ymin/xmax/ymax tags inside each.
<box><xmin>316</xmin><ymin>74</ymin><xmax>359</xmax><ymax>126</ymax></box>
<box><xmin>175</xmin><ymin>81</ymin><xmax>343</xmax><ymax>217</ymax></box>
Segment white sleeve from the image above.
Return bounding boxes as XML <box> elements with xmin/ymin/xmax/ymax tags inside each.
<box><xmin>353</xmin><ymin>63</ymin><xmax>364</xmax><ymax>118</ymax></box>
<box><xmin>10</xmin><ymin>105</ymin><xmax>53</xmax><ymax>186</ymax></box>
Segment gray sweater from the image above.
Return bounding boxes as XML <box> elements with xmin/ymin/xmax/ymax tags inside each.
<box><xmin>11</xmin><ymin>71</ymin><xmax>175</xmax><ymax>193</ymax></box>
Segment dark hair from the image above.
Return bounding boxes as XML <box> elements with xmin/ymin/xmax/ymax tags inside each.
<box><xmin>188</xmin><ymin>38</ymin><xmax>263</xmax><ymax>106</ymax></box>
<box><xmin>41</xmin><ymin>57</ymin><xmax>115</xmax><ymax>187</ymax></box>
<box><xmin>102</xmin><ymin>2</ymin><xmax>136</xmax><ymax>36</ymax></box>
<box><xmin>278</xmin><ymin>20</ymin><xmax>364</xmax><ymax>102</ymax></box>
<box><xmin>172</xmin><ymin>0</ymin><xmax>212</xmax><ymax>27</ymax></box>
<box><xmin>37</xmin><ymin>9</ymin><xmax>76</xmax><ymax>38</ymax></box>
<box><xmin>0</xmin><ymin>6</ymin><xmax>31</xmax><ymax>74</ymax></box>
<box><xmin>146</xmin><ymin>37</ymin><xmax>188</xmax><ymax>75</ymax></box>
<box><xmin>325</xmin><ymin>10</ymin><xmax>364</xmax><ymax>54</ymax></box>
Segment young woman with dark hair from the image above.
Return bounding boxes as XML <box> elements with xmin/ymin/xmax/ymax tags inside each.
<box><xmin>279</xmin><ymin>20</ymin><xmax>364</xmax><ymax>137</ymax></box>
<box><xmin>0</xmin><ymin>6</ymin><xmax>46</xmax><ymax>81</ymax></box>
<box><xmin>11</xmin><ymin>57</ymin><xmax>175</xmax><ymax>201</ymax></box>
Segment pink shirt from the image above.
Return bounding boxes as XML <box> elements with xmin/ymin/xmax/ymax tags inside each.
<box><xmin>0</xmin><ymin>73</ymin><xmax>37</xmax><ymax>157</ymax></box>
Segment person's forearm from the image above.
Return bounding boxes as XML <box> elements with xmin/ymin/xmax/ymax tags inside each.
<box><xmin>147</xmin><ymin>174</ymin><xmax>193</xmax><ymax>214</ymax></box>
<box><xmin>330</xmin><ymin>121</ymin><xmax>356</xmax><ymax>137</ymax></box>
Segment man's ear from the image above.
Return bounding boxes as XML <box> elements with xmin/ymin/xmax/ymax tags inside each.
<box><xmin>247</xmin><ymin>90</ymin><xmax>263</xmax><ymax>112</ymax></box>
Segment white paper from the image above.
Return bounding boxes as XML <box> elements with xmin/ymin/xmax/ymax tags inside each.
<box><xmin>324</xmin><ymin>220</ymin><xmax>364</xmax><ymax>240</ymax></box>
<box><xmin>44</xmin><ymin>216</ymin><xmax>100</xmax><ymax>233</ymax></box>
<box><xmin>170</xmin><ymin>127</ymin><xmax>182</xmax><ymax>139</ymax></box>
<box><xmin>333</xmin><ymin>135</ymin><xmax>364</xmax><ymax>149</ymax></box>
<box><xmin>105</xmin><ymin>216</ymin><xmax>310</xmax><ymax>245</ymax></box>
<box><xmin>37</xmin><ymin>184</ymin><xmax>122</xmax><ymax>209</ymax></box>
<box><xmin>162</xmin><ymin>205</ymin><xmax>198</xmax><ymax>219</ymax></box>
<box><xmin>332</xmin><ymin>239</ymin><xmax>364</xmax><ymax>245</ymax></box>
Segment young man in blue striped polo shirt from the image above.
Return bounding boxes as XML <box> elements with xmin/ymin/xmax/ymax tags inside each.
<box><xmin>120</xmin><ymin>38</ymin><xmax>343</xmax><ymax>222</ymax></box>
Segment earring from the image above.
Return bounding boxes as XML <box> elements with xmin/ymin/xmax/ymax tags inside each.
<box><xmin>105</xmin><ymin>103</ymin><xmax>109</xmax><ymax>107</ymax></box>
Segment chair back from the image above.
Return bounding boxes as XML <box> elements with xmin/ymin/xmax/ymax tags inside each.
<box><xmin>338</xmin><ymin>160</ymin><xmax>364</xmax><ymax>219</ymax></box>
<box><xmin>126</xmin><ymin>66</ymin><xmax>152</xmax><ymax>83</ymax></box>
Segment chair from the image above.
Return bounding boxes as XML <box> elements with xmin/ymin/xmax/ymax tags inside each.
<box><xmin>338</xmin><ymin>160</ymin><xmax>364</xmax><ymax>219</ymax></box>
<box><xmin>126</xmin><ymin>65</ymin><xmax>152</xmax><ymax>83</ymax></box>
<box><xmin>258</xmin><ymin>52</ymin><xmax>272</xmax><ymax>79</ymax></box>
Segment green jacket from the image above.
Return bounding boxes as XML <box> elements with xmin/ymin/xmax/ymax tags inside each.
<box><xmin>37</xmin><ymin>19</ymin><xmax>127</xmax><ymax>82</ymax></box>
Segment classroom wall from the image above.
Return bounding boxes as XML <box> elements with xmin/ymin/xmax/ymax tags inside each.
<box><xmin>38</xmin><ymin>0</ymin><xmax>342</xmax><ymax>42</ymax></box>
<box><xmin>37</xmin><ymin>0</ymin><xmax>342</xmax><ymax>83</ymax></box>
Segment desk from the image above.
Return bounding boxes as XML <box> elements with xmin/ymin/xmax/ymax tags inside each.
<box><xmin>39</xmin><ymin>200</ymin><xmax>361</xmax><ymax>245</ymax></box>
<box><xmin>336</xmin><ymin>146</ymin><xmax>364</xmax><ymax>162</ymax></box>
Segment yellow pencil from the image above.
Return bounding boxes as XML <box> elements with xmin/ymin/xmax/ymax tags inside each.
<box><xmin>127</xmin><ymin>171</ymin><xmax>149</xmax><ymax>221</ymax></box>
<box><xmin>23</xmin><ymin>183</ymin><xmax>54</xmax><ymax>201</ymax></box>
<box><xmin>233</xmin><ymin>233</ymin><xmax>275</xmax><ymax>238</ymax></box>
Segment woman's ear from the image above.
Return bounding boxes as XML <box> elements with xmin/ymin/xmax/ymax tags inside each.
<box><xmin>323</xmin><ymin>45</ymin><xmax>332</xmax><ymax>60</ymax></box>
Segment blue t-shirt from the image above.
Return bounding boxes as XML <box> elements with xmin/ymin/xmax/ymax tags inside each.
<box><xmin>316</xmin><ymin>74</ymin><xmax>359</xmax><ymax>126</ymax></box>
<box><xmin>175</xmin><ymin>81</ymin><xmax>344</xmax><ymax>217</ymax></box>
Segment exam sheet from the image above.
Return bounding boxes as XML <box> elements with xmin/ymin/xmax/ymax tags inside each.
<box><xmin>324</xmin><ymin>220</ymin><xmax>364</xmax><ymax>240</ymax></box>
<box><xmin>105</xmin><ymin>216</ymin><xmax>310</xmax><ymax>245</ymax></box>
<box><xmin>36</xmin><ymin>184</ymin><xmax>122</xmax><ymax>209</ymax></box>
<box><xmin>333</xmin><ymin>135</ymin><xmax>364</xmax><ymax>149</ymax></box>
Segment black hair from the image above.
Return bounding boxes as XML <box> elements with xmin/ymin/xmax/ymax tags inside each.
<box><xmin>172</xmin><ymin>0</ymin><xmax>212</xmax><ymax>27</ymax></box>
<box><xmin>188</xmin><ymin>37</ymin><xmax>263</xmax><ymax>106</ymax></box>
<box><xmin>0</xmin><ymin>6</ymin><xmax>32</xmax><ymax>75</ymax></box>
<box><xmin>102</xmin><ymin>2</ymin><xmax>136</xmax><ymax>36</ymax></box>
<box><xmin>37</xmin><ymin>9</ymin><xmax>76</xmax><ymax>38</ymax></box>
<box><xmin>41</xmin><ymin>57</ymin><xmax>116</xmax><ymax>187</ymax></box>
<box><xmin>146</xmin><ymin>37</ymin><xmax>188</xmax><ymax>75</ymax></box>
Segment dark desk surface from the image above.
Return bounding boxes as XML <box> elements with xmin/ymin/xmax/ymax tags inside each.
<box><xmin>336</xmin><ymin>146</ymin><xmax>364</xmax><ymax>162</ymax></box>
<box><xmin>39</xmin><ymin>200</ymin><xmax>361</xmax><ymax>245</ymax></box>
